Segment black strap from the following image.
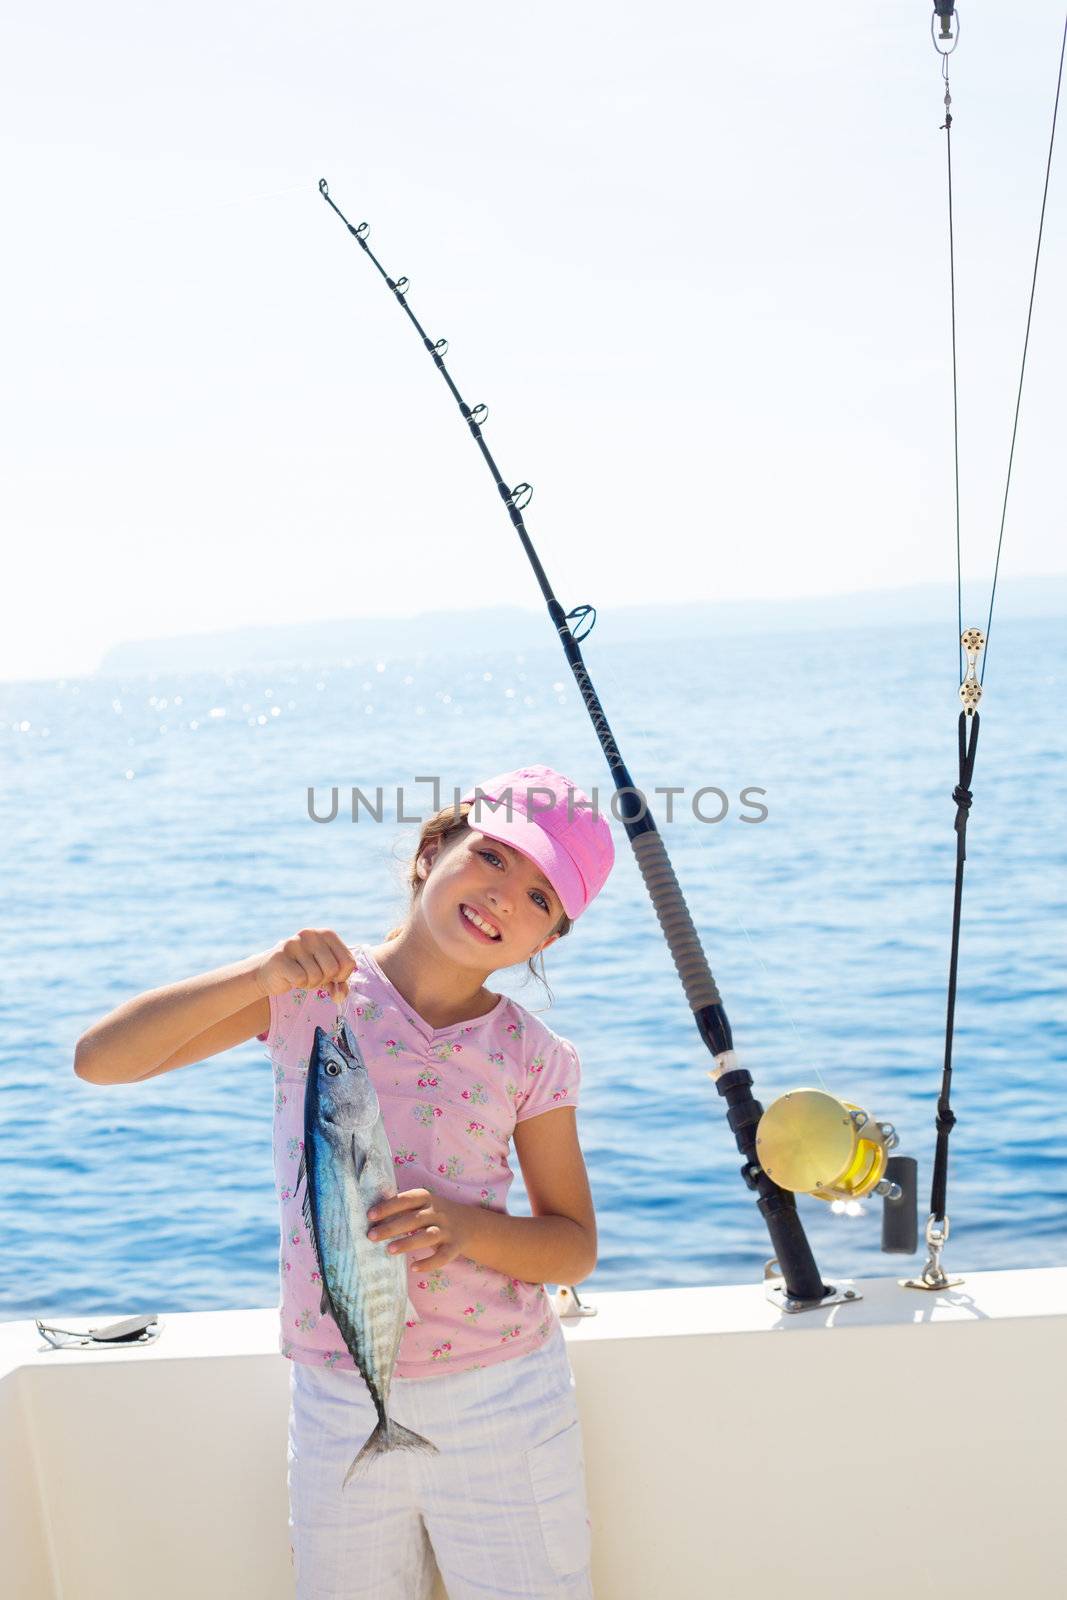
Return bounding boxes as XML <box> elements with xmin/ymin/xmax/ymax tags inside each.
<box><xmin>930</xmin><ymin>709</ymin><xmax>979</xmax><ymax>1223</ymax></box>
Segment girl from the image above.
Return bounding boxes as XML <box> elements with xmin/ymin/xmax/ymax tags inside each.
<box><xmin>74</xmin><ymin>762</ymin><xmax>614</xmax><ymax>1599</ymax></box>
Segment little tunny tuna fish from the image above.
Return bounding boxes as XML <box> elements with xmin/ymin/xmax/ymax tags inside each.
<box><xmin>296</xmin><ymin>1013</ymin><xmax>439</xmax><ymax>1488</ymax></box>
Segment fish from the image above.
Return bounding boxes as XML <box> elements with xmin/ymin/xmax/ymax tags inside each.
<box><xmin>296</xmin><ymin>1013</ymin><xmax>439</xmax><ymax>1488</ymax></box>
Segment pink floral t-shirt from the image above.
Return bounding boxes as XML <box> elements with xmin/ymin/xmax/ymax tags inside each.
<box><xmin>257</xmin><ymin>943</ymin><xmax>582</xmax><ymax>1379</ymax></box>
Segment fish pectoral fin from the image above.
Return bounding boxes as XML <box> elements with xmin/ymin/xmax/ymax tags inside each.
<box><xmin>350</xmin><ymin>1132</ymin><xmax>367</xmax><ymax>1183</ymax></box>
<box><xmin>320</xmin><ymin>1286</ymin><xmax>330</xmax><ymax>1318</ymax></box>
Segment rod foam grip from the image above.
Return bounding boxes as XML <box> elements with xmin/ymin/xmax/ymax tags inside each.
<box><xmin>631</xmin><ymin>829</ymin><xmax>721</xmax><ymax>1012</ymax></box>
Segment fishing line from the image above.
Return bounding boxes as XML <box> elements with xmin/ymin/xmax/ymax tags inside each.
<box><xmin>582</xmin><ymin>608</ymin><xmax>825</xmax><ymax>1093</ymax></box>
<box><xmin>733</xmin><ymin>915</ymin><xmax>833</xmax><ymax>1096</ymax></box>
<box><xmin>318</xmin><ymin>176</ymin><xmax>831</xmax><ymax>1304</ymax></box>
<box><xmin>514</xmin><ymin>513</ymin><xmax>820</xmax><ymax>1093</ymax></box>
<box><xmin>550</xmin><ymin>409</ymin><xmax>868</xmax><ymax>1106</ymax></box>
<box><xmin>937</xmin><ymin>5</ymin><xmax>1066</xmax><ymax>688</ymax></box>
<box><xmin>600</xmin><ymin>620</ymin><xmax>832</xmax><ymax>1095</ymax></box>
<box><xmin>980</xmin><ymin>9</ymin><xmax>1067</xmax><ymax>688</ymax></box>
<box><xmin>938</xmin><ymin>39</ymin><xmax>963</xmax><ymax>691</ymax></box>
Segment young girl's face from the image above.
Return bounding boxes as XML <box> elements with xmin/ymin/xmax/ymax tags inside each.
<box><xmin>418</xmin><ymin>828</ymin><xmax>563</xmax><ymax>967</ymax></box>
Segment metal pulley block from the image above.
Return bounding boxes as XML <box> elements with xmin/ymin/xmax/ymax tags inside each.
<box><xmin>959</xmin><ymin>626</ymin><xmax>985</xmax><ymax>714</ymax></box>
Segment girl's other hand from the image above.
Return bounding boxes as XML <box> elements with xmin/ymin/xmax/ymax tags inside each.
<box><xmin>254</xmin><ymin>929</ymin><xmax>357</xmax><ymax>1005</ymax></box>
<box><xmin>366</xmin><ymin>1188</ymin><xmax>472</xmax><ymax>1270</ymax></box>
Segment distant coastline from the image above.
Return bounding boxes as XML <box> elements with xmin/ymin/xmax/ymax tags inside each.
<box><xmin>38</xmin><ymin>574</ymin><xmax>1067</xmax><ymax>681</ymax></box>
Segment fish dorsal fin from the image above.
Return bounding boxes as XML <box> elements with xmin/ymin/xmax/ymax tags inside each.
<box><xmin>296</xmin><ymin>1147</ymin><xmax>316</xmax><ymax>1239</ymax></box>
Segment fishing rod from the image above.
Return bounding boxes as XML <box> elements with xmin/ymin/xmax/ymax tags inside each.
<box><xmin>319</xmin><ymin>178</ymin><xmax>907</xmax><ymax>1311</ymax></box>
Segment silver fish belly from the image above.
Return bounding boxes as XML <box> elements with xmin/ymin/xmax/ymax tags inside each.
<box><xmin>297</xmin><ymin>1014</ymin><xmax>438</xmax><ymax>1488</ymax></box>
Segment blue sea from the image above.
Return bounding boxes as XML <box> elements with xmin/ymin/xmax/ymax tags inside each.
<box><xmin>2</xmin><ymin>614</ymin><xmax>1065</xmax><ymax>1323</ymax></box>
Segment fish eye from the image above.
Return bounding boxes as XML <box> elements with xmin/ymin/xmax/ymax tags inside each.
<box><xmin>325</xmin><ymin>1061</ymin><xmax>342</xmax><ymax>1075</ymax></box>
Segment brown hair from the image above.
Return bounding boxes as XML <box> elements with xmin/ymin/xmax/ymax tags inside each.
<box><xmin>383</xmin><ymin>801</ymin><xmax>573</xmax><ymax>1006</ymax></box>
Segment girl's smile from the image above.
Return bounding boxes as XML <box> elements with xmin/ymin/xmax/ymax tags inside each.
<box><xmin>459</xmin><ymin>902</ymin><xmax>502</xmax><ymax>942</ymax></box>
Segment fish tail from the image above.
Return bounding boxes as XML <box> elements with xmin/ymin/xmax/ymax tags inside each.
<box><xmin>387</xmin><ymin>1417</ymin><xmax>440</xmax><ymax>1457</ymax></box>
<box><xmin>341</xmin><ymin>1416</ymin><xmax>440</xmax><ymax>1490</ymax></box>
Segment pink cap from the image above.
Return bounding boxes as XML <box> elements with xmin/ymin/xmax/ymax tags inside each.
<box><xmin>459</xmin><ymin>765</ymin><xmax>615</xmax><ymax>922</ymax></box>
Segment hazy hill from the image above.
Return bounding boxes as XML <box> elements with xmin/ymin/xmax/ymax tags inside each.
<box><xmin>92</xmin><ymin>575</ymin><xmax>1067</xmax><ymax>678</ymax></box>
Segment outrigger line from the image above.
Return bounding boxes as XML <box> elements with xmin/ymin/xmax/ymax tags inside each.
<box><xmin>317</xmin><ymin>176</ymin><xmax>835</xmax><ymax>1307</ymax></box>
<box><xmin>912</xmin><ymin>4</ymin><xmax>1067</xmax><ymax>1290</ymax></box>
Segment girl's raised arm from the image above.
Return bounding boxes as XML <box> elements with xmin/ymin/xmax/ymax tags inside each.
<box><xmin>73</xmin><ymin>929</ymin><xmax>356</xmax><ymax>1086</ymax></box>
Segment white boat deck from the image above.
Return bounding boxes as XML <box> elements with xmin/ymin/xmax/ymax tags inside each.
<box><xmin>3</xmin><ymin>1266</ymin><xmax>1066</xmax><ymax>1597</ymax></box>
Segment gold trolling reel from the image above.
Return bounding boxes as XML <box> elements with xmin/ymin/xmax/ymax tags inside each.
<box><xmin>756</xmin><ymin>1088</ymin><xmax>901</xmax><ymax>1205</ymax></box>
<box><xmin>755</xmin><ymin>1088</ymin><xmax>919</xmax><ymax>1302</ymax></box>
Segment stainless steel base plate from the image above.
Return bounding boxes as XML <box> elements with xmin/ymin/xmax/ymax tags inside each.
<box><xmin>762</xmin><ymin>1258</ymin><xmax>861</xmax><ymax>1314</ymax></box>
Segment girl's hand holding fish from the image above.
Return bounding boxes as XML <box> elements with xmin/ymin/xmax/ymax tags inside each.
<box><xmin>367</xmin><ymin>1187</ymin><xmax>471</xmax><ymax>1269</ymax></box>
<box><xmin>255</xmin><ymin>928</ymin><xmax>357</xmax><ymax>1005</ymax></box>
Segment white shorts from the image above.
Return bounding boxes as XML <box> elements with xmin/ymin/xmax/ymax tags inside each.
<box><xmin>286</xmin><ymin>1322</ymin><xmax>594</xmax><ymax>1599</ymax></box>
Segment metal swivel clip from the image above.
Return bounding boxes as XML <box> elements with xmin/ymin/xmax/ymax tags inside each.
<box><xmin>904</xmin><ymin>1212</ymin><xmax>964</xmax><ymax>1292</ymax></box>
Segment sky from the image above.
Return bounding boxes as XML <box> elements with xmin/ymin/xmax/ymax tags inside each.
<box><xmin>2</xmin><ymin>2</ymin><xmax>1065</xmax><ymax>683</ymax></box>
